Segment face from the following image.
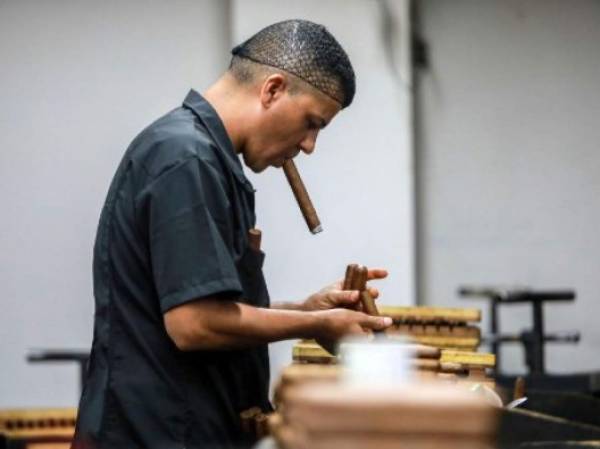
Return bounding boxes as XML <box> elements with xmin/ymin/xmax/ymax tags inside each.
<box><xmin>242</xmin><ymin>74</ymin><xmax>342</xmax><ymax>173</ymax></box>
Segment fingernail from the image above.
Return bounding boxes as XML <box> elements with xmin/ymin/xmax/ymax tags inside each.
<box><xmin>382</xmin><ymin>317</ymin><xmax>392</xmax><ymax>326</ymax></box>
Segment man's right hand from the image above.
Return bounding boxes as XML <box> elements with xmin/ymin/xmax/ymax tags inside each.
<box><xmin>312</xmin><ymin>308</ymin><xmax>392</xmax><ymax>353</ymax></box>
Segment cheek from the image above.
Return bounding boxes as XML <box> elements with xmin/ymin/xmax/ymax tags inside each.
<box><xmin>269</xmin><ymin>123</ymin><xmax>303</xmax><ymax>148</ymax></box>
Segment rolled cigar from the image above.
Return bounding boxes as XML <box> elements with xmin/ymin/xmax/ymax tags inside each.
<box><xmin>342</xmin><ymin>264</ymin><xmax>359</xmax><ymax>291</ymax></box>
<box><xmin>248</xmin><ymin>228</ymin><xmax>262</xmax><ymax>252</ymax></box>
<box><xmin>351</xmin><ymin>265</ymin><xmax>368</xmax><ymax>291</ymax></box>
<box><xmin>360</xmin><ymin>290</ymin><xmax>380</xmax><ymax>316</ymax></box>
<box><xmin>282</xmin><ymin>159</ymin><xmax>322</xmax><ymax>234</ymax></box>
<box><xmin>240</xmin><ymin>407</ymin><xmax>261</xmax><ymax>435</ymax></box>
<box><xmin>254</xmin><ymin>413</ymin><xmax>269</xmax><ymax>438</ymax></box>
<box><xmin>355</xmin><ymin>266</ymin><xmax>380</xmax><ymax>316</ymax></box>
<box><xmin>349</xmin><ymin>265</ymin><xmax>367</xmax><ymax>312</ymax></box>
<box><xmin>513</xmin><ymin>376</ymin><xmax>526</xmax><ymax>400</ymax></box>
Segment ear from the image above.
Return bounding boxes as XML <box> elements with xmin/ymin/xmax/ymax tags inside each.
<box><xmin>259</xmin><ymin>73</ymin><xmax>287</xmax><ymax>109</ymax></box>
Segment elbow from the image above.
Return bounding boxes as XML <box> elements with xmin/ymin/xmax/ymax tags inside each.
<box><xmin>165</xmin><ymin>319</ymin><xmax>195</xmax><ymax>351</ymax></box>
<box><xmin>164</xmin><ymin>307</ymin><xmax>209</xmax><ymax>351</ymax></box>
<box><xmin>167</xmin><ymin>324</ymin><xmax>221</xmax><ymax>352</ymax></box>
<box><xmin>164</xmin><ymin>311</ymin><xmax>222</xmax><ymax>351</ymax></box>
<box><xmin>163</xmin><ymin>299</ymin><xmax>238</xmax><ymax>351</ymax></box>
<box><xmin>167</xmin><ymin>327</ymin><xmax>196</xmax><ymax>352</ymax></box>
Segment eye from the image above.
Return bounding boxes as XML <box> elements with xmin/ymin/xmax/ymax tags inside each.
<box><xmin>306</xmin><ymin>118</ymin><xmax>319</xmax><ymax>130</ymax></box>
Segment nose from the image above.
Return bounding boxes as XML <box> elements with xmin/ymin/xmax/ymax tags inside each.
<box><xmin>299</xmin><ymin>130</ymin><xmax>318</xmax><ymax>155</ymax></box>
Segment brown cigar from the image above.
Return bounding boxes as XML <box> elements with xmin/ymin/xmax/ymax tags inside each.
<box><xmin>240</xmin><ymin>407</ymin><xmax>261</xmax><ymax>435</ymax></box>
<box><xmin>360</xmin><ymin>291</ymin><xmax>380</xmax><ymax>316</ymax></box>
<box><xmin>248</xmin><ymin>228</ymin><xmax>262</xmax><ymax>252</ymax></box>
<box><xmin>351</xmin><ymin>265</ymin><xmax>368</xmax><ymax>291</ymax></box>
<box><xmin>343</xmin><ymin>264</ymin><xmax>359</xmax><ymax>290</ymax></box>
<box><xmin>254</xmin><ymin>413</ymin><xmax>269</xmax><ymax>438</ymax></box>
<box><xmin>355</xmin><ymin>266</ymin><xmax>380</xmax><ymax>316</ymax></box>
<box><xmin>513</xmin><ymin>376</ymin><xmax>526</xmax><ymax>400</ymax></box>
<box><xmin>282</xmin><ymin>159</ymin><xmax>322</xmax><ymax>234</ymax></box>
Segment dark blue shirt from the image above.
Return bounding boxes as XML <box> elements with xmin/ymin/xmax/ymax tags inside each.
<box><xmin>73</xmin><ymin>90</ymin><xmax>271</xmax><ymax>449</ymax></box>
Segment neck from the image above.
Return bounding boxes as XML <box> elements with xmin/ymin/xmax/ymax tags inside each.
<box><xmin>203</xmin><ymin>74</ymin><xmax>249</xmax><ymax>154</ymax></box>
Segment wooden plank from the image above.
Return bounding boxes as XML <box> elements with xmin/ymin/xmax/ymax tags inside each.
<box><xmin>0</xmin><ymin>408</ymin><xmax>76</xmax><ymax>438</ymax></box>
<box><xmin>386</xmin><ymin>333</ymin><xmax>480</xmax><ymax>350</ymax></box>
<box><xmin>441</xmin><ymin>350</ymin><xmax>496</xmax><ymax>368</ymax></box>
<box><xmin>380</xmin><ymin>306</ymin><xmax>481</xmax><ymax>323</ymax></box>
<box><xmin>292</xmin><ymin>341</ymin><xmax>336</xmax><ymax>364</ymax></box>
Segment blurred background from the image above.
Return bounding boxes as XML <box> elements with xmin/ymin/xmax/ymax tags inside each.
<box><xmin>1</xmin><ymin>0</ymin><xmax>598</xmax><ymax>409</ymax></box>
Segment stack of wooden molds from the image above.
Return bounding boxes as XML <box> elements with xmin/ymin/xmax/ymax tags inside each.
<box><xmin>270</xmin><ymin>381</ymin><xmax>499</xmax><ymax>449</ymax></box>
<box><xmin>291</xmin><ymin>305</ymin><xmax>495</xmax><ymax>388</ymax></box>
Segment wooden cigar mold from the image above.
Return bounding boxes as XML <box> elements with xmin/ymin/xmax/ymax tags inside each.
<box><xmin>272</xmin><ymin>382</ymin><xmax>499</xmax><ymax>449</ymax></box>
<box><xmin>282</xmin><ymin>159</ymin><xmax>322</xmax><ymax>234</ymax></box>
<box><xmin>291</xmin><ymin>340</ymin><xmax>495</xmax><ymax>385</ymax></box>
<box><xmin>289</xmin><ymin>266</ymin><xmax>495</xmax><ymax>388</ymax></box>
<box><xmin>382</xmin><ymin>305</ymin><xmax>482</xmax><ymax>351</ymax></box>
<box><xmin>0</xmin><ymin>408</ymin><xmax>77</xmax><ymax>448</ymax></box>
<box><xmin>257</xmin><ymin>265</ymin><xmax>498</xmax><ymax>445</ymax></box>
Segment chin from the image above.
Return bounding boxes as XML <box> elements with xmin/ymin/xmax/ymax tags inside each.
<box><xmin>247</xmin><ymin>159</ymin><xmax>269</xmax><ymax>173</ymax></box>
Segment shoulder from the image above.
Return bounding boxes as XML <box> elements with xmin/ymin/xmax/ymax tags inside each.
<box><xmin>129</xmin><ymin>107</ymin><xmax>223</xmax><ymax>181</ymax></box>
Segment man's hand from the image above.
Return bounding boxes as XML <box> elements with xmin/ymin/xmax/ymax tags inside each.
<box><xmin>301</xmin><ymin>268</ymin><xmax>388</xmax><ymax>312</ymax></box>
<box><xmin>313</xmin><ymin>308</ymin><xmax>393</xmax><ymax>354</ymax></box>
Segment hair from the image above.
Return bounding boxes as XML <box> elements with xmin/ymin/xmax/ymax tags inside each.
<box><xmin>228</xmin><ymin>19</ymin><xmax>356</xmax><ymax>108</ymax></box>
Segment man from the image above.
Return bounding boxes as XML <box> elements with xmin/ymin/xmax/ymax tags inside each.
<box><xmin>73</xmin><ymin>19</ymin><xmax>392</xmax><ymax>449</ymax></box>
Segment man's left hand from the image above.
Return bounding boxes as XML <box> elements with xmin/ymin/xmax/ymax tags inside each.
<box><xmin>300</xmin><ymin>268</ymin><xmax>388</xmax><ymax>312</ymax></box>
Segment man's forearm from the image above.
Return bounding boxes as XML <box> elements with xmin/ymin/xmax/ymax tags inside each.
<box><xmin>164</xmin><ymin>299</ymin><xmax>320</xmax><ymax>351</ymax></box>
<box><xmin>270</xmin><ymin>300</ymin><xmax>305</xmax><ymax>311</ymax></box>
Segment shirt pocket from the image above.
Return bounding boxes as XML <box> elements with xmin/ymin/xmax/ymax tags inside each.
<box><xmin>237</xmin><ymin>247</ymin><xmax>269</xmax><ymax>308</ymax></box>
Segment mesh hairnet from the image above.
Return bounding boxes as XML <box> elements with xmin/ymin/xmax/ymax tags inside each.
<box><xmin>231</xmin><ymin>19</ymin><xmax>356</xmax><ymax>108</ymax></box>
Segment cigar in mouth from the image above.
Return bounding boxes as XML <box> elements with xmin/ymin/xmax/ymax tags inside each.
<box><xmin>282</xmin><ymin>159</ymin><xmax>322</xmax><ymax>234</ymax></box>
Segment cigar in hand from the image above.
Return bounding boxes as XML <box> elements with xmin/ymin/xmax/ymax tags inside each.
<box><xmin>343</xmin><ymin>263</ymin><xmax>380</xmax><ymax>316</ymax></box>
<box><xmin>282</xmin><ymin>159</ymin><xmax>322</xmax><ymax>234</ymax></box>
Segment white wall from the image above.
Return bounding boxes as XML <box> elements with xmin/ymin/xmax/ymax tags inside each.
<box><xmin>232</xmin><ymin>0</ymin><xmax>414</xmax><ymax>386</ymax></box>
<box><xmin>416</xmin><ymin>0</ymin><xmax>600</xmax><ymax>373</ymax></box>
<box><xmin>0</xmin><ymin>0</ymin><xmax>231</xmax><ymax>408</ymax></box>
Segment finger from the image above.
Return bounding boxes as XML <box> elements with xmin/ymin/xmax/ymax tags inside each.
<box><xmin>367</xmin><ymin>268</ymin><xmax>388</xmax><ymax>281</ymax></box>
<box><xmin>361</xmin><ymin>315</ymin><xmax>393</xmax><ymax>330</ymax></box>
<box><xmin>367</xmin><ymin>286</ymin><xmax>379</xmax><ymax>299</ymax></box>
<box><xmin>328</xmin><ymin>290</ymin><xmax>360</xmax><ymax>306</ymax></box>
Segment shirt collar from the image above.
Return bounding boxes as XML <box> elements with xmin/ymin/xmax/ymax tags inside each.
<box><xmin>182</xmin><ymin>89</ymin><xmax>255</xmax><ymax>193</ymax></box>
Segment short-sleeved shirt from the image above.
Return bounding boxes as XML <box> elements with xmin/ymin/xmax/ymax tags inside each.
<box><xmin>72</xmin><ymin>90</ymin><xmax>271</xmax><ymax>449</ymax></box>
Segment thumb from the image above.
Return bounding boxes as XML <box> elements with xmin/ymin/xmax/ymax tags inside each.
<box><xmin>362</xmin><ymin>315</ymin><xmax>393</xmax><ymax>330</ymax></box>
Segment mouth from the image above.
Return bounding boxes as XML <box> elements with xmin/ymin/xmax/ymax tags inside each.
<box><xmin>270</xmin><ymin>157</ymin><xmax>284</xmax><ymax>169</ymax></box>
<box><xmin>270</xmin><ymin>147</ymin><xmax>302</xmax><ymax>169</ymax></box>
<box><xmin>273</xmin><ymin>153</ymin><xmax>296</xmax><ymax>168</ymax></box>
